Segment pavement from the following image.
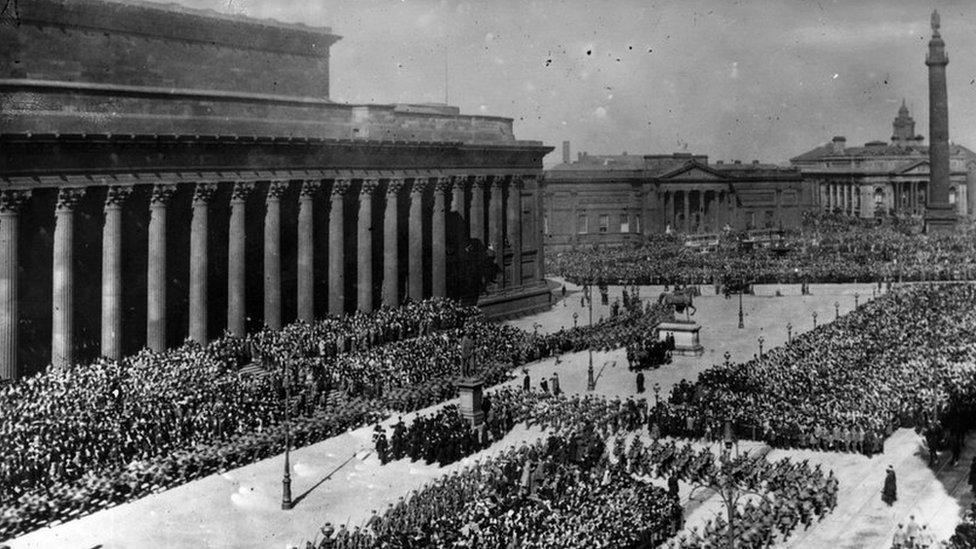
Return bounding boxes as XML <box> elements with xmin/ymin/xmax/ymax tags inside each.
<box><xmin>10</xmin><ymin>279</ymin><xmax>972</xmax><ymax>549</ymax></box>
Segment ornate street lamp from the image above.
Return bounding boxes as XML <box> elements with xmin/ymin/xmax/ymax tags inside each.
<box><xmin>572</xmin><ymin>311</ymin><xmax>579</xmax><ymax>328</ymax></box>
<box><xmin>834</xmin><ymin>301</ymin><xmax>840</xmax><ymax>319</ymax></box>
<box><xmin>586</xmin><ymin>283</ymin><xmax>596</xmax><ymax>391</ymax></box>
<box><xmin>854</xmin><ymin>292</ymin><xmax>860</xmax><ymax>308</ymax></box>
<box><xmin>737</xmin><ymin>289</ymin><xmax>744</xmax><ymax>329</ymax></box>
<box><xmin>812</xmin><ymin>311</ymin><xmax>818</xmax><ymax>328</ymax></box>
<box><xmin>757</xmin><ymin>336</ymin><xmax>765</xmax><ymax>357</ymax></box>
<box><xmin>786</xmin><ymin>322</ymin><xmax>792</xmax><ymax>343</ymax></box>
<box><xmin>280</xmin><ymin>358</ymin><xmax>294</xmax><ymax>511</ymax></box>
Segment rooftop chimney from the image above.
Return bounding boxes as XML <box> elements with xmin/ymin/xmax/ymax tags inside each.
<box><xmin>562</xmin><ymin>141</ymin><xmax>571</xmax><ymax>164</ymax></box>
<box><xmin>752</xmin><ymin>160</ymin><xmax>760</xmax><ymax>165</ymax></box>
<box><xmin>733</xmin><ymin>160</ymin><xmax>742</xmax><ymax>165</ymax></box>
<box><xmin>831</xmin><ymin>136</ymin><xmax>846</xmax><ymax>154</ymax></box>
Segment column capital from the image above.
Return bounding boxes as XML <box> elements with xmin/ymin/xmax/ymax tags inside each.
<box><xmin>56</xmin><ymin>187</ymin><xmax>86</xmax><ymax>212</ymax></box>
<box><xmin>0</xmin><ymin>190</ymin><xmax>30</xmax><ymax>214</ymax></box>
<box><xmin>150</xmin><ymin>184</ymin><xmax>177</xmax><ymax>206</ymax></box>
<box><xmin>230</xmin><ymin>182</ymin><xmax>255</xmax><ymax>202</ymax></box>
<box><xmin>331</xmin><ymin>179</ymin><xmax>352</xmax><ymax>197</ymax></box>
<box><xmin>510</xmin><ymin>176</ymin><xmax>525</xmax><ymax>191</ymax></box>
<box><xmin>265</xmin><ymin>181</ymin><xmax>288</xmax><ymax>201</ymax></box>
<box><xmin>104</xmin><ymin>186</ymin><xmax>133</xmax><ymax>209</ymax></box>
<box><xmin>452</xmin><ymin>175</ymin><xmax>469</xmax><ymax>191</ymax></box>
<box><xmin>299</xmin><ymin>180</ymin><xmax>322</xmax><ymax>198</ymax></box>
<box><xmin>472</xmin><ymin>175</ymin><xmax>488</xmax><ymax>189</ymax></box>
<box><xmin>434</xmin><ymin>176</ymin><xmax>454</xmax><ymax>193</ymax></box>
<box><xmin>360</xmin><ymin>179</ymin><xmax>380</xmax><ymax>195</ymax></box>
<box><xmin>386</xmin><ymin>178</ymin><xmax>406</xmax><ymax>195</ymax></box>
<box><xmin>192</xmin><ymin>182</ymin><xmax>217</xmax><ymax>205</ymax></box>
<box><xmin>490</xmin><ymin>176</ymin><xmax>508</xmax><ymax>190</ymax></box>
<box><xmin>410</xmin><ymin>178</ymin><xmax>431</xmax><ymax>196</ymax></box>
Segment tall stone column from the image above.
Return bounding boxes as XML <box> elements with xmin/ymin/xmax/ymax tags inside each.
<box><xmin>489</xmin><ymin>177</ymin><xmax>505</xmax><ymax>287</ymax></box>
<box><xmin>408</xmin><ymin>178</ymin><xmax>428</xmax><ymax>301</ymax></box>
<box><xmin>431</xmin><ymin>177</ymin><xmax>450</xmax><ymax>298</ymax></box>
<box><xmin>663</xmin><ymin>192</ymin><xmax>672</xmax><ymax>231</ymax></box>
<box><xmin>682</xmin><ymin>191</ymin><xmax>690</xmax><ymax>232</ymax></box>
<box><xmin>101</xmin><ymin>186</ymin><xmax>131</xmax><ymax>360</ymax></box>
<box><xmin>911</xmin><ymin>181</ymin><xmax>918</xmax><ymax>213</ymax></box>
<box><xmin>297</xmin><ymin>180</ymin><xmax>321</xmax><ymax>323</ymax></box>
<box><xmin>696</xmin><ymin>190</ymin><xmax>705</xmax><ymax>232</ymax></box>
<box><xmin>52</xmin><ymin>188</ymin><xmax>85</xmax><ymax>368</ymax></box>
<box><xmin>147</xmin><ymin>185</ymin><xmax>174</xmax><ymax>352</ymax></box>
<box><xmin>451</xmin><ymin>176</ymin><xmax>468</xmax><ymax>295</ymax></box>
<box><xmin>264</xmin><ymin>181</ymin><xmax>287</xmax><ymax>330</ymax></box>
<box><xmin>925</xmin><ymin>10</ymin><xmax>955</xmax><ymax>231</ymax></box>
<box><xmin>227</xmin><ymin>182</ymin><xmax>253</xmax><ymax>337</ymax></box>
<box><xmin>188</xmin><ymin>183</ymin><xmax>215</xmax><ymax>345</ymax></box>
<box><xmin>382</xmin><ymin>179</ymin><xmax>404</xmax><ymax>307</ymax></box>
<box><xmin>357</xmin><ymin>179</ymin><xmax>378</xmax><ymax>312</ymax></box>
<box><xmin>469</xmin><ymin>176</ymin><xmax>487</xmax><ymax>244</ymax></box>
<box><xmin>0</xmin><ymin>191</ymin><xmax>28</xmax><ymax>380</ymax></box>
<box><xmin>507</xmin><ymin>176</ymin><xmax>523</xmax><ymax>288</ymax></box>
<box><xmin>328</xmin><ymin>179</ymin><xmax>351</xmax><ymax>315</ymax></box>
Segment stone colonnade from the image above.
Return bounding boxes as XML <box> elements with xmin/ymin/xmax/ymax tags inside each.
<box><xmin>658</xmin><ymin>189</ymin><xmax>731</xmax><ymax>233</ymax></box>
<box><xmin>0</xmin><ymin>172</ymin><xmax>543</xmax><ymax>379</ymax></box>
<box><xmin>820</xmin><ymin>181</ymin><xmax>925</xmax><ymax>216</ymax></box>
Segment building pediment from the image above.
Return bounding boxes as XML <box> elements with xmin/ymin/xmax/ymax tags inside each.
<box><xmin>895</xmin><ymin>160</ymin><xmax>930</xmax><ymax>175</ymax></box>
<box><xmin>658</xmin><ymin>162</ymin><xmax>729</xmax><ymax>181</ymax></box>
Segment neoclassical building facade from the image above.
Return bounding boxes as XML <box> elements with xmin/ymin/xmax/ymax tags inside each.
<box><xmin>790</xmin><ymin>103</ymin><xmax>976</xmax><ymax>219</ymax></box>
<box><xmin>0</xmin><ymin>0</ymin><xmax>551</xmax><ymax>378</ymax></box>
<box><xmin>542</xmin><ymin>147</ymin><xmax>812</xmax><ymax>250</ymax></box>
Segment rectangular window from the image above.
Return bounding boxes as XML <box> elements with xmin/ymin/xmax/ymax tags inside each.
<box><xmin>578</xmin><ymin>215</ymin><xmax>588</xmax><ymax>234</ymax></box>
<box><xmin>599</xmin><ymin>214</ymin><xmax>609</xmax><ymax>233</ymax></box>
<box><xmin>620</xmin><ymin>215</ymin><xmax>630</xmax><ymax>233</ymax></box>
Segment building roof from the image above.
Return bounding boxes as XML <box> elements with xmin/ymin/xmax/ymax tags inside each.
<box><xmin>790</xmin><ymin>142</ymin><xmax>976</xmax><ymax>163</ymax></box>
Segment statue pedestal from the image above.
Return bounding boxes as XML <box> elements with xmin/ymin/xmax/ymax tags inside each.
<box><xmin>456</xmin><ymin>377</ymin><xmax>485</xmax><ymax>428</ymax></box>
<box><xmin>657</xmin><ymin>321</ymin><xmax>704</xmax><ymax>357</ymax></box>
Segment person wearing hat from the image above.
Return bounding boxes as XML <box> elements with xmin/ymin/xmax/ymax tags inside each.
<box><xmin>881</xmin><ymin>465</ymin><xmax>897</xmax><ymax>505</ymax></box>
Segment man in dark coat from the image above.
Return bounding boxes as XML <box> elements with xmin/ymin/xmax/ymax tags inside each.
<box><xmin>882</xmin><ymin>465</ymin><xmax>897</xmax><ymax>505</ymax></box>
<box><xmin>522</xmin><ymin>369</ymin><xmax>531</xmax><ymax>392</ymax></box>
<box><xmin>636</xmin><ymin>371</ymin><xmax>645</xmax><ymax>394</ymax></box>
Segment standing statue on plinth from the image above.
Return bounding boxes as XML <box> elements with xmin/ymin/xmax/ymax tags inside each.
<box><xmin>460</xmin><ymin>331</ymin><xmax>475</xmax><ymax>379</ymax></box>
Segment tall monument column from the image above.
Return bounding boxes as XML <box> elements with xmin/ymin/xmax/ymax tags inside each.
<box><xmin>147</xmin><ymin>184</ymin><xmax>175</xmax><ymax>352</ymax></box>
<box><xmin>0</xmin><ymin>191</ymin><xmax>28</xmax><ymax>380</ymax></box>
<box><xmin>431</xmin><ymin>177</ymin><xmax>450</xmax><ymax>298</ymax></box>
<box><xmin>357</xmin><ymin>179</ymin><xmax>378</xmax><ymax>312</ymax></box>
<box><xmin>925</xmin><ymin>10</ymin><xmax>956</xmax><ymax>232</ymax></box>
<box><xmin>264</xmin><ymin>181</ymin><xmax>287</xmax><ymax>330</ymax></box>
<box><xmin>101</xmin><ymin>186</ymin><xmax>131</xmax><ymax>360</ymax></box>
<box><xmin>297</xmin><ymin>180</ymin><xmax>321</xmax><ymax>322</ymax></box>
<box><xmin>507</xmin><ymin>177</ymin><xmax>523</xmax><ymax>288</ymax></box>
<box><xmin>52</xmin><ymin>188</ymin><xmax>84</xmax><ymax>368</ymax></box>
<box><xmin>227</xmin><ymin>182</ymin><xmax>253</xmax><ymax>337</ymax></box>
<box><xmin>189</xmin><ymin>183</ymin><xmax>216</xmax><ymax>345</ymax></box>
<box><xmin>328</xmin><ymin>179</ymin><xmax>351</xmax><ymax>315</ymax></box>
<box><xmin>408</xmin><ymin>178</ymin><xmax>428</xmax><ymax>301</ymax></box>
<box><xmin>382</xmin><ymin>180</ymin><xmax>404</xmax><ymax>307</ymax></box>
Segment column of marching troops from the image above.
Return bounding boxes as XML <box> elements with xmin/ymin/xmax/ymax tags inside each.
<box><xmin>0</xmin><ymin>173</ymin><xmax>544</xmax><ymax>381</ymax></box>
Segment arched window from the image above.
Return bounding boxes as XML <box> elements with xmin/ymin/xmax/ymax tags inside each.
<box><xmin>874</xmin><ymin>187</ymin><xmax>884</xmax><ymax>206</ymax></box>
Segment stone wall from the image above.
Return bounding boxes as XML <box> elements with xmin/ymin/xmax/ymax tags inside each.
<box><xmin>1</xmin><ymin>0</ymin><xmax>338</xmax><ymax>98</ymax></box>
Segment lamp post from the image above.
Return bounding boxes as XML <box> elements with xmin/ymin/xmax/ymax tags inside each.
<box><xmin>281</xmin><ymin>358</ymin><xmax>294</xmax><ymax>511</ymax></box>
<box><xmin>723</xmin><ymin>351</ymin><xmax>731</xmax><ymax>367</ymax></box>
<box><xmin>854</xmin><ymin>292</ymin><xmax>859</xmax><ymax>308</ymax></box>
<box><xmin>812</xmin><ymin>311</ymin><xmax>818</xmax><ymax>328</ymax></box>
<box><xmin>834</xmin><ymin>301</ymin><xmax>840</xmax><ymax>319</ymax></box>
<box><xmin>757</xmin><ymin>336</ymin><xmax>765</xmax><ymax>357</ymax></box>
<box><xmin>737</xmin><ymin>289</ymin><xmax>744</xmax><ymax>329</ymax></box>
<box><xmin>586</xmin><ymin>283</ymin><xmax>595</xmax><ymax>391</ymax></box>
<box><xmin>572</xmin><ymin>311</ymin><xmax>579</xmax><ymax>328</ymax></box>
<box><xmin>786</xmin><ymin>322</ymin><xmax>792</xmax><ymax>343</ymax></box>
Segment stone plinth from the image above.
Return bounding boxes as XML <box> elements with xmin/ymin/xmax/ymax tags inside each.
<box><xmin>456</xmin><ymin>377</ymin><xmax>485</xmax><ymax>428</ymax></box>
<box><xmin>657</xmin><ymin>321</ymin><xmax>704</xmax><ymax>357</ymax></box>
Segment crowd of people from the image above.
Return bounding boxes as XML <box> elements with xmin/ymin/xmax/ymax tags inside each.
<box><xmin>548</xmin><ymin>213</ymin><xmax>976</xmax><ymax>286</ymax></box>
<box><xmin>651</xmin><ymin>284</ymin><xmax>976</xmax><ymax>460</ymax></box>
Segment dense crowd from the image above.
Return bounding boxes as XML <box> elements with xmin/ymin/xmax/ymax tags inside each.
<box><xmin>320</xmin><ymin>388</ymin><xmax>837</xmax><ymax>548</ymax></box>
<box><xmin>653</xmin><ymin>284</ymin><xmax>976</xmax><ymax>458</ymax></box>
<box><xmin>0</xmin><ymin>296</ymin><xmax>672</xmax><ymax>541</ymax></box>
<box><xmin>548</xmin><ymin>213</ymin><xmax>976</xmax><ymax>285</ymax></box>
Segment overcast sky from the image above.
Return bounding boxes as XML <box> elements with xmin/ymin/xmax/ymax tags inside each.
<box><xmin>143</xmin><ymin>0</ymin><xmax>976</xmax><ymax>166</ymax></box>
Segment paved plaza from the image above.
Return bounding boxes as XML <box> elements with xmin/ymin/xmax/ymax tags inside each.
<box><xmin>9</xmin><ymin>280</ymin><xmax>973</xmax><ymax>548</ymax></box>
